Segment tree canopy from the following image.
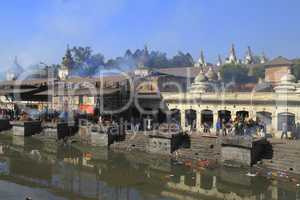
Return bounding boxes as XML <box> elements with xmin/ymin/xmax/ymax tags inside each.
<box><xmin>252</xmin><ymin>65</ymin><xmax>265</xmax><ymax>80</ymax></box>
<box><xmin>60</xmin><ymin>46</ymin><xmax>195</xmax><ymax>77</ymax></box>
<box><xmin>292</xmin><ymin>59</ymin><xmax>300</xmax><ymax>80</ymax></box>
<box><xmin>219</xmin><ymin>64</ymin><xmax>251</xmax><ymax>84</ymax></box>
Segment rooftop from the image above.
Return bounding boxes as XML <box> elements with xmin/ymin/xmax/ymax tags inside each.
<box><xmin>265</xmin><ymin>56</ymin><xmax>293</xmax><ymax>67</ymax></box>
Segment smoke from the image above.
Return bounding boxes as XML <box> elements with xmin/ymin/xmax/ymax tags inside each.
<box><xmin>2</xmin><ymin>0</ymin><xmax>125</xmax><ymax>72</ymax></box>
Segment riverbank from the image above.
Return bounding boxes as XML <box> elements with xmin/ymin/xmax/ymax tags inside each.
<box><xmin>108</xmin><ymin>132</ymin><xmax>300</xmax><ymax>181</ymax></box>
<box><xmin>1</xmin><ymin>132</ymin><xmax>300</xmax><ymax>200</ymax></box>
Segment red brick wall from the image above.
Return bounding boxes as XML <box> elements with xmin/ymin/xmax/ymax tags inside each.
<box><xmin>265</xmin><ymin>66</ymin><xmax>290</xmax><ymax>83</ymax></box>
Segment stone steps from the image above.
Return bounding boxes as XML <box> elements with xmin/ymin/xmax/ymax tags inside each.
<box><xmin>110</xmin><ymin>134</ymin><xmax>149</xmax><ymax>152</ymax></box>
<box><xmin>174</xmin><ymin>137</ymin><xmax>221</xmax><ymax>161</ymax></box>
<box><xmin>262</xmin><ymin>160</ymin><xmax>300</xmax><ymax>174</ymax></box>
<box><xmin>262</xmin><ymin>141</ymin><xmax>300</xmax><ymax>174</ymax></box>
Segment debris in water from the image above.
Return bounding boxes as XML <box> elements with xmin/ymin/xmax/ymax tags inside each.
<box><xmin>246</xmin><ymin>172</ymin><xmax>257</xmax><ymax>177</ymax></box>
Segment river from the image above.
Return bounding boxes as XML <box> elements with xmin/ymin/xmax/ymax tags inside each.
<box><xmin>0</xmin><ymin>133</ymin><xmax>299</xmax><ymax>200</ymax></box>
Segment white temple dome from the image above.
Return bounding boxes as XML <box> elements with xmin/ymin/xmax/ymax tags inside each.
<box><xmin>194</xmin><ymin>70</ymin><xmax>207</xmax><ymax>82</ymax></box>
<box><xmin>206</xmin><ymin>67</ymin><xmax>218</xmax><ymax>81</ymax></box>
<box><xmin>280</xmin><ymin>69</ymin><xmax>296</xmax><ymax>83</ymax></box>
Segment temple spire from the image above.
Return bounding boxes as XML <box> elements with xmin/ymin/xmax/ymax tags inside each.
<box><xmin>195</xmin><ymin>49</ymin><xmax>207</xmax><ymax>68</ymax></box>
<box><xmin>217</xmin><ymin>55</ymin><xmax>222</xmax><ymax>67</ymax></box>
<box><xmin>226</xmin><ymin>44</ymin><xmax>238</xmax><ymax>64</ymax></box>
<box><xmin>59</xmin><ymin>45</ymin><xmax>73</xmax><ymax>80</ymax></box>
<box><xmin>260</xmin><ymin>52</ymin><xmax>268</xmax><ymax>64</ymax></box>
<box><xmin>244</xmin><ymin>46</ymin><xmax>253</xmax><ymax>64</ymax></box>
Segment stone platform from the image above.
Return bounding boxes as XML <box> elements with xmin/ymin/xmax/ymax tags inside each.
<box><xmin>174</xmin><ymin>135</ymin><xmax>221</xmax><ymax>161</ymax></box>
<box><xmin>110</xmin><ymin>132</ymin><xmax>149</xmax><ymax>152</ymax></box>
<box><xmin>221</xmin><ymin>136</ymin><xmax>268</xmax><ymax>167</ymax></box>
<box><xmin>260</xmin><ymin>139</ymin><xmax>300</xmax><ymax>174</ymax></box>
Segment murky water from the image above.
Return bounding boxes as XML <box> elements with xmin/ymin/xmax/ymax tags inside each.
<box><xmin>0</xmin><ymin>133</ymin><xmax>299</xmax><ymax>200</ymax></box>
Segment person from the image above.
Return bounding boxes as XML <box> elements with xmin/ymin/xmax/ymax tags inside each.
<box><xmin>203</xmin><ymin>122</ymin><xmax>208</xmax><ymax>133</ymax></box>
<box><xmin>222</xmin><ymin>119</ymin><xmax>227</xmax><ymax>136</ymax></box>
<box><xmin>216</xmin><ymin>118</ymin><xmax>221</xmax><ymax>136</ymax></box>
<box><xmin>281</xmin><ymin>122</ymin><xmax>288</xmax><ymax>139</ymax></box>
<box><xmin>98</xmin><ymin>115</ymin><xmax>103</xmax><ymax>125</ymax></box>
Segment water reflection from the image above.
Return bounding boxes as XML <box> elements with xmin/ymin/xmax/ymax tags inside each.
<box><xmin>0</xmin><ymin>134</ymin><xmax>299</xmax><ymax>200</ymax></box>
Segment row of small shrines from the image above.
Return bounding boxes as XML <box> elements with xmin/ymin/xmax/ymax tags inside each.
<box><xmin>195</xmin><ymin>45</ymin><xmax>268</xmax><ymax>67</ymax></box>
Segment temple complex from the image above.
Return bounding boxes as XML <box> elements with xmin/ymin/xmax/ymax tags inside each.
<box><xmin>0</xmin><ymin>45</ymin><xmax>299</xmax><ymax>139</ymax></box>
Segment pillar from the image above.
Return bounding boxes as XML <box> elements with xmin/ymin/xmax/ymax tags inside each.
<box><xmin>296</xmin><ymin>112</ymin><xmax>300</xmax><ymax>124</ymax></box>
<box><xmin>195</xmin><ymin>173</ymin><xmax>201</xmax><ymax>187</ymax></box>
<box><xmin>212</xmin><ymin>176</ymin><xmax>217</xmax><ymax>189</ymax></box>
<box><xmin>181</xmin><ymin>110</ymin><xmax>186</xmax><ymax>131</ymax></box>
<box><xmin>272</xmin><ymin>112</ymin><xmax>278</xmax><ymax>138</ymax></box>
<box><xmin>271</xmin><ymin>180</ymin><xmax>278</xmax><ymax>200</ymax></box>
<box><xmin>213</xmin><ymin>111</ymin><xmax>219</xmax><ymax>133</ymax></box>
<box><xmin>196</xmin><ymin>110</ymin><xmax>202</xmax><ymax>133</ymax></box>
<box><xmin>180</xmin><ymin>175</ymin><xmax>185</xmax><ymax>186</ymax></box>
<box><xmin>249</xmin><ymin>110</ymin><xmax>256</xmax><ymax>120</ymax></box>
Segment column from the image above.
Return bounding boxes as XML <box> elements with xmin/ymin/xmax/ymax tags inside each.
<box><xmin>212</xmin><ymin>176</ymin><xmax>217</xmax><ymax>189</ymax></box>
<box><xmin>271</xmin><ymin>180</ymin><xmax>278</xmax><ymax>200</ymax></box>
<box><xmin>196</xmin><ymin>110</ymin><xmax>202</xmax><ymax>133</ymax></box>
<box><xmin>181</xmin><ymin>110</ymin><xmax>186</xmax><ymax>131</ymax></box>
<box><xmin>195</xmin><ymin>173</ymin><xmax>201</xmax><ymax>187</ymax></box>
<box><xmin>296</xmin><ymin>112</ymin><xmax>300</xmax><ymax>124</ymax></box>
<box><xmin>213</xmin><ymin>111</ymin><xmax>219</xmax><ymax>133</ymax></box>
<box><xmin>249</xmin><ymin>109</ymin><xmax>256</xmax><ymax>120</ymax></box>
<box><xmin>180</xmin><ymin>175</ymin><xmax>185</xmax><ymax>186</ymax></box>
<box><xmin>272</xmin><ymin>112</ymin><xmax>278</xmax><ymax>138</ymax></box>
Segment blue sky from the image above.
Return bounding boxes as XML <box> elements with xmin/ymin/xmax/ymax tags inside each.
<box><xmin>1</xmin><ymin>0</ymin><xmax>300</xmax><ymax>69</ymax></box>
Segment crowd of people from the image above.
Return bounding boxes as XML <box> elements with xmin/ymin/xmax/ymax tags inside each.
<box><xmin>215</xmin><ymin>117</ymin><xmax>267</xmax><ymax>137</ymax></box>
<box><xmin>198</xmin><ymin>116</ymin><xmax>268</xmax><ymax>138</ymax></box>
<box><xmin>198</xmin><ymin>116</ymin><xmax>300</xmax><ymax>139</ymax></box>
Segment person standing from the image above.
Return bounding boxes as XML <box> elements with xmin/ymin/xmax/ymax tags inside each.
<box><xmin>216</xmin><ymin>118</ymin><xmax>221</xmax><ymax>136</ymax></box>
<box><xmin>281</xmin><ymin>122</ymin><xmax>288</xmax><ymax>139</ymax></box>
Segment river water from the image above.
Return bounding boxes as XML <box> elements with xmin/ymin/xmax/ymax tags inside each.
<box><xmin>0</xmin><ymin>133</ymin><xmax>299</xmax><ymax>200</ymax></box>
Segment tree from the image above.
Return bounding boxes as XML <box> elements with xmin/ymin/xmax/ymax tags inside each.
<box><xmin>292</xmin><ymin>59</ymin><xmax>300</xmax><ymax>80</ymax></box>
<box><xmin>170</xmin><ymin>51</ymin><xmax>194</xmax><ymax>68</ymax></box>
<box><xmin>219</xmin><ymin>64</ymin><xmax>250</xmax><ymax>84</ymax></box>
<box><xmin>252</xmin><ymin>65</ymin><xmax>265</xmax><ymax>80</ymax></box>
<box><xmin>70</xmin><ymin>46</ymin><xmax>105</xmax><ymax>76</ymax></box>
<box><xmin>124</xmin><ymin>49</ymin><xmax>133</xmax><ymax>59</ymax></box>
<box><xmin>62</xmin><ymin>48</ymin><xmax>75</xmax><ymax>69</ymax></box>
<box><xmin>147</xmin><ymin>51</ymin><xmax>170</xmax><ymax>68</ymax></box>
<box><xmin>71</xmin><ymin>47</ymin><xmax>92</xmax><ymax>67</ymax></box>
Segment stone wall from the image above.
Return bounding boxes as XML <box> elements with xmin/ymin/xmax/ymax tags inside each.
<box><xmin>221</xmin><ymin>146</ymin><xmax>251</xmax><ymax>167</ymax></box>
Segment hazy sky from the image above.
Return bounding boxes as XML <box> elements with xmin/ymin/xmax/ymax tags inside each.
<box><xmin>1</xmin><ymin>0</ymin><xmax>300</xmax><ymax>69</ymax></box>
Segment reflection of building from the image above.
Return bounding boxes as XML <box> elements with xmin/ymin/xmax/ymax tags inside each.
<box><xmin>162</xmin><ymin>170</ymin><xmax>291</xmax><ymax>200</ymax></box>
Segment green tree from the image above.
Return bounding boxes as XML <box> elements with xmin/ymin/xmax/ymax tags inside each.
<box><xmin>252</xmin><ymin>65</ymin><xmax>265</xmax><ymax>80</ymax></box>
<box><xmin>147</xmin><ymin>51</ymin><xmax>170</xmax><ymax>68</ymax></box>
<box><xmin>292</xmin><ymin>59</ymin><xmax>300</xmax><ymax>80</ymax></box>
<box><xmin>70</xmin><ymin>46</ymin><xmax>105</xmax><ymax>76</ymax></box>
<box><xmin>220</xmin><ymin>64</ymin><xmax>250</xmax><ymax>84</ymax></box>
<box><xmin>170</xmin><ymin>51</ymin><xmax>194</xmax><ymax>68</ymax></box>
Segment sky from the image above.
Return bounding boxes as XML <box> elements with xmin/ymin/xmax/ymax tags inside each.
<box><xmin>1</xmin><ymin>0</ymin><xmax>300</xmax><ymax>70</ymax></box>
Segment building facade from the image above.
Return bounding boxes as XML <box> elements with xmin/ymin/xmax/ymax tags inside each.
<box><xmin>162</xmin><ymin>69</ymin><xmax>300</xmax><ymax>138</ymax></box>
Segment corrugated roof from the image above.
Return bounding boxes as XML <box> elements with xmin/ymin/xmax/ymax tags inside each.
<box><xmin>0</xmin><ymin>75</ymin><xmax>129</xmax><ymax>87</ymax></box>
<box><xmin>156</xmin><ymin>66</ymin><xmax>218</xmax><ymax>78</ymax></box>
<box><xmin>35</xmin><ymin>87</ymin><xmax>120</xmax><ymax>96</ymax></box>
<box><xmin>0</xmin><ymin>88</ymin><xmax>37</xmax><ymax>95</ymax></box>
